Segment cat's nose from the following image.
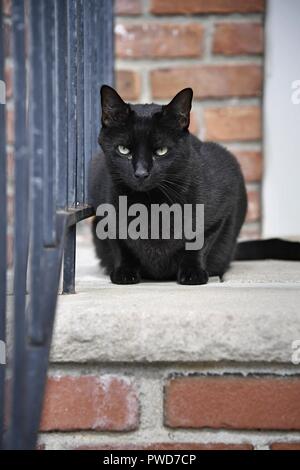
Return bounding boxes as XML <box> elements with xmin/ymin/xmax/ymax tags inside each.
<box><xmin>134</xmin><ymin>168</ymin><xmax>149</xmax><ymax>180</ymax></box>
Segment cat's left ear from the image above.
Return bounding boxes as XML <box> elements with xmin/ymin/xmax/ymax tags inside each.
<box><xmin>163</xmin><ymin>88</ymin><xmax>193</xmax><ymax>130</ymax></box>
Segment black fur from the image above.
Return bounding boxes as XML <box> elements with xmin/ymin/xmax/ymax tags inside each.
<box><xmin>235</xmin><ymin>238</ymin><xmax>300</xmax><ymax>260</ymax></box>
<box><xmin>89</xmin><ymin>85</ymin><xmax>247</xmax><ymax>284</ymax></box>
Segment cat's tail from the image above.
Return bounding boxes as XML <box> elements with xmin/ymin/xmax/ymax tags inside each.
<box><xmin>234</xmin><ymin>238</ymin><xmax>300</xmax><ymax>261</ymax></box>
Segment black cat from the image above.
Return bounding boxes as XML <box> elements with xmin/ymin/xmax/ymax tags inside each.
<box><xmin>89</xmin><ymin>85</ymin><xmax>300</xmax><ymax>285</ymax></box>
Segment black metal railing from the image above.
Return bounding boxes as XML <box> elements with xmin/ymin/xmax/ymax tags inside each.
<box><xmin>0</xmin><ymin>0</ymin><xmax>114</xmax><ymax>449</ymax></box>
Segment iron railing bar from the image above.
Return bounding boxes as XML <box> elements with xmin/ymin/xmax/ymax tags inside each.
<box><xmin>63</xmin><ymin>225</ymin><xmax>76</xmax><ymax>294</ymax></box>
<box><xmin>66</xmin><ymin>0</ymin><xmax>77</xmax><ymax>208</ymax></box>
<box><xmin>7</xmin><ymin>0</ymin><xmax>30</xmax><ymax>450</ymax></box>
<box><xmin>0</xmin><ymin>1</ymin><xmax>7</xmax><ymax>449</ymax></box>
<box><xmin>96</xmin><ymin>0</ymin><xmax>104</xmax><ymax>89</ymax></box>
<box><xmin>57</xmin><ymin>206</ymin><xmax>95</xmax><ymax>227</ymax></box>
<box><xmin>104</xmin><ymin>0</ymin><xmax>115</xmax><ymax>87</ymax></box>
<box><xmin>90</xmin><ymin>0</ymin><xmax>114</xmax><ymax>160</ymax></box>
<box><xmin>25</xmin><ymin>213</ymin><xmax>67</xmax><ymax>449</ymax></box>
<box><xmin>83</xmin><ymin>0</ymin><xmax>92</xmax><ymax>204</ymax></box>
<box><xmin>64</xmin><ymin>206</ymin><xmax>95</xmax><ymax>227</ymax></box>
<box><xmin>42</xmin><ymin>0</ymin><xmax>56</xmax><ymax>247</ymax></box>
<box><xmin>28</xmin><ymin>0</ymin><xmax>46</xmax><ymax>345</ymax></box>
<box><xmin>55</xmin><ymin>0</ymin><xmax>68</xmax><ymax>209</ymax></box>
<box><xmin>62</xmin><ymin>0</ymin><xmax>78</xmax><ymax>294</ymax></box>
<box><xmin>76</xmin><ymin>0</ymin><xmax>84</xmax><ymax>205</ymax></box>
<box><xmin>90</xmin><ymin>0</ymin><xmax>98</xmax><ymax>158</ymax></box>
<box><xmin>1</xmin><ymin>0</ymin><xmax>114</xmax><ymax>448</ymax></box>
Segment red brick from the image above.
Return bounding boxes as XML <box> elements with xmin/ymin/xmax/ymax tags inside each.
<box><xmin>3</xmin><ymin>0</ymin><xmax>11</xmax><ymax>16</ymax></box>
<box><xmin>234</xmin><ymin>151</ymin><xmax>262</xmax><ymax>182</ymax></box>
<box><xmin>246</xmin><ymin>189</ymin><xmax>260</xmax><ymax>222</ymax></box>
<box><xmin>7</xmin><ymin>193</ymin><xmax>14</xmax><ymax>224</ymax></box>
<box><xmin>213</xmin><ymin>23</ymin><xmax>263</xmax><ymax>56</ymax></box>
<box><xmin>189</xmin><ymin>111</ymin><xmax>198</xmax><ymax>135</ymax></box>
<box><xmin>6</xmin><ymin>108</ymin><xmax>14</xmax><ymax>144</ymax></box>
<box><xmin>165</xmin><ymin>376</ymin><xmax>300</xmax><ymax>430</ymax></box>
<box><xmin>204</xmin><ymin>106</ymin><xmax>261</xmax><ymax>141</ymax></box>
<box><xmin>4</xmin><ymin>63</ymin><xmax>13</xmax><ymax>99</ymax></box>
<box><xmin>151</xmin><ymin>0</ymin><xmax>265</xmax><ymax>15</ymax></box>
<box><xmin>40</xmin><ymin>375</ymin><xmax>139</xmax><ymax>432</ymax></box>
<box><xmin>116</xmin><ymin>70</ymin><xmax>141</xmax><ymax>101</ymax></box>
<box><xmin>115</xmin><ymin>0</ymin><xmax>142</xmax><ymax>16</ymax></box>
<box><xmin>116</xmin><ymin>23</ymin><xmax>204</xmax><ymax>59</ymax></box>
<box><xmin>76</xmin><ymin>443</ymin><xmax>253</xmax><ymax>450</ymax></box>
<box><xmin>6</xmin><ymin>150</ymin><xmax>14</xmax><ymax>182</ymax></box>
<box><xmin>7</xmin><ymin>232</ymin><xmax>13</xmax><ymax>267</ymax></box>
<box><xmin>4</xmin><ymin>23</ymin><xmax>12</xmax><ymax>57</ymax></box>
<box><xmin>151</xmin><ymin>65</ymin><xmax>262</xmax><ymax>99</ymax></box>
<box><xmin>271</xmin><ymin>443</ymin><xmax>300</xmax><ymax>450</ymax></box>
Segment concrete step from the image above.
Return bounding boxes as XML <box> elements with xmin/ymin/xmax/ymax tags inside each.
<box><xmin>50</xmin><ymin>233</ymin><xmax>300</xmax><ymax>366</ymax></box>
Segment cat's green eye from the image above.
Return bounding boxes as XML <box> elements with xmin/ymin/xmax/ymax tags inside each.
<box><xmin>117</xmin><ymin>145</ymin><xmax>131</xmax><ymax>156</ymax></box>
<box><xmin>155</xmin><ymin>147</ymin><xmax>168</xmax><ymax>157</ymax></box>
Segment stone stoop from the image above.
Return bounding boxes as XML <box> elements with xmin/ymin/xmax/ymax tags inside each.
<box><xmin>41</xmin><ymin>235</ymin><xmax>300</xmax><ymax>450</ymax></box>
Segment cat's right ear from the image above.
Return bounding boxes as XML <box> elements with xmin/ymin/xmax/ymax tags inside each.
<box><xmin>162</xmin><ymin>88</ymin><xmax>193</xmax><ymax>130</ymax></box>
<box><xmin>100</xmin><ymin>85</ymin><xmax>130</xmax><ymax>127</ymax></box>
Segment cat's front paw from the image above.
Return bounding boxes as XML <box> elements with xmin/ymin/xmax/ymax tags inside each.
<box><xmin>177</xmin><ymin>265</ymin><xmax>208</xmax><ymax>285</ymax></box>
<box><xmin>110</xmin><ymin>266</ymin><xmax>141</xmax><ymax>284</ymax></box>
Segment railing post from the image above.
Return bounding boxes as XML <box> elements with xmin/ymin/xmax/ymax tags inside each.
<box><xmin>83</xmin><ymin>0</ymin><xmax>93</xmax><ymax>203</ymax></box>
<box><xmin>7</xmin><ymin>0</ymin><xmax>29</xmax><ymax>450</ymax></box>
<box><xmin>42</xmin><ymin>0</ymin><xmax>56</xmax><ymax>247</ymax></box>
<box><xmin>63</xmin><ymin>224</ymin><xmax>77</xmax><ymax>294</ymax></box>
<box><xmin>62</xmin><ymin>0</ymin><xmax>78</xmax><ymax>295</ymax></box>
<box><xmin>62</xmin><ymin>0</ymin><xmax>114</xmax><ymax>294</ymax></box>
<box><xmin>76</xmin><ymin>0</ymin><xmax>85</xmax><ymax>205</ymax></box>
<box><xmin>55</xmin><ymin>0</ymin><xmax>68</xmax><ymax>209</ymax></box>
<box><xmin>0</xmin><ymin>0</ymin><xmax>7</xmax><ymax>450</ymax></box>
<box><xmin>28</xmin><ymin>0</ymin><xmax>46</xmax><ymax>345</ymax></box>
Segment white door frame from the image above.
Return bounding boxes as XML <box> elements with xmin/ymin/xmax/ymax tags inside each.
<box><xmin>263</xmin><ymin>0</ymin><xmax>300</xmax><ymax>237</ymax></box>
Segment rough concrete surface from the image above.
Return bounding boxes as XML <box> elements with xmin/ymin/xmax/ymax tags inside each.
<box><xmin>50</xmin><ymin>234</ymin><xmax>300</xmax><ymax>364</ymax></box>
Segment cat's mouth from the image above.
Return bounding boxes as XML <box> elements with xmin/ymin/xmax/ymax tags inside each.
<box><xmin>129</xmin><ymin>176</ymin><xmax>156</xmax><ymax>192</ymax></box>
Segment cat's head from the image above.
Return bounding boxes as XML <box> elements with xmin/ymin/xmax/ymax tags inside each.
<box><xmin>98</xmin><ymin>85</ymin><xmax>193</xmax><ymax>191</ymax></box>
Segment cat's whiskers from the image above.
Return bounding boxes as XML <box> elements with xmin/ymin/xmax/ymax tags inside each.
<box><xmin>162</xmin><ymin>184</ymin><xmax>180</xmax><ymax>202</ymax></box>
<box><xmin>157</xmin><ymin>183</ymin><xmax>175</xmax><ymax>205</ymax></box>
<box><xmin>159</xmin><ymin>181</ymin><xmax>188</xmax><ymax>205</ymax></box>
<box><xmin>163</xmin><ymin>179</ymin><xmax>189</xmax><ymax>193</ymax></box>
<box><xmin>161</xmin><ymin>179</ymin><xmax>189</xmax><ymax>204</ymax></box>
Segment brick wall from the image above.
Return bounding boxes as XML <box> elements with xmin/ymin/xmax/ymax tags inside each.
<box><xmin>38</xmin><ymin>371</ymin><xmax>300</xmax><ymax>450</ymax></box>
<box><xmin>115</xmin><ymin>0</ymin><xmax>265</xmax><ymax>238</ymax></box>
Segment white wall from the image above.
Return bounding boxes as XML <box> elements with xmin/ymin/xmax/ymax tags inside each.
<box><xmin>263</xmin><ymin>0</ymin><xmax>300</xmax><ymax>237</ymax></box>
